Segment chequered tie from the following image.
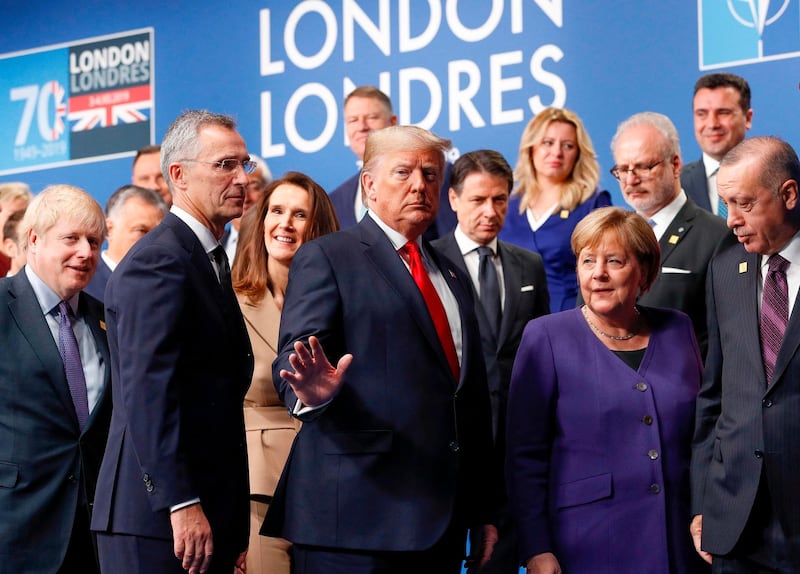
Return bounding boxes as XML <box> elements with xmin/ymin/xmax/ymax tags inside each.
<box><xmin>57</xmin><ymin>301</ymin><xmax>89</xmax><ymax>430</ymax></box>
<box><xmin>761</xmin><ymin>254</ymin><xmax>789</xmax><ymax>384</ymax></box>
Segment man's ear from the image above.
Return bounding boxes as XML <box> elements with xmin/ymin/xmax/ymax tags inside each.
<box><xmin>782</xmin><ymin>179</ymin><xmax>798</xmax><ymax>211</ymax></box>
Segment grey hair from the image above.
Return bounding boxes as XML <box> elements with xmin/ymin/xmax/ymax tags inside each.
<box><xmin>611</xmin><ymin>112</ymin><xmax>681</xmax><ymax>161</ymax></box>
<box><xmin>105</xmin><ymin>184</ymin><xmax>168</xmax><ymax>219</ymax></box>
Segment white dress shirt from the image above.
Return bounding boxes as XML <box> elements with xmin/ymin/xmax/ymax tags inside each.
<box><xmin>453</xmin><ymin>225</ymin><xmax>506</xmax><ymax>310</ymax></box>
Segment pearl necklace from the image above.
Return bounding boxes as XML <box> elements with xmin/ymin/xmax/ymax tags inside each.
<box><xmin>581</xmin><ymin>305</ymin><xmax>640</xmax><ymax>341</ymax></box>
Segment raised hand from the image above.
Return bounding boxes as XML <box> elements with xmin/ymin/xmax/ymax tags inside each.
<box><xmin>279</xmin><ymin>336</ymin><xmax>352</xmax><ymax>407</ymax></box>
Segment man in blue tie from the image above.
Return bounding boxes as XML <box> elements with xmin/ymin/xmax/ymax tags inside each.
<box><xmin>0</xmin><ymin>184</ymin><xmax>110</xmax><ymax>574</ymax></box>
<box><xmin>691</xmin><ymin>137</ymin><xmax>800</xmax><ymax>571</ymax></box>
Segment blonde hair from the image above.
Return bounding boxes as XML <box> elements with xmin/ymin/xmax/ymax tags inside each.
<box><xmin>362</xmin><ymin>125</ymin><xmax>451</xmax><ymax>175</ymax></box>
<box><xmin>20</xmin><ymin>184</ymin><xmax>106</xmax><ymax>251</ymax></box>
<box><xmin>0</xmin><ymin>182</ymin><xmax>33</xmax><ymax>206</ymax></box>
<box><xmin>571</xmin><ymin>206</ymin><xmax>660</xmax><ymax>294</ymax></box>
<box><xmin>513</xmin><ymin>107</ymin><xmax>600</xmax><ymax>213</ymax></box>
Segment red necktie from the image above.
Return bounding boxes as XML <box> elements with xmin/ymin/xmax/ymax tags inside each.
<box><xmin>401</xmin><ymin>241</ymin><xmax>460</xmax><ymax>380</ymax></box>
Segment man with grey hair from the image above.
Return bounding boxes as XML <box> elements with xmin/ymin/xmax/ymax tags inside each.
<box><xmin>691</xmin><ymin>137</ymin><xmax>800</xmax><ymax>571</ymax></box>
<box><xmin>92</xmin><ymin>110</ymin><xmax>254</xmax><ymax>574</ymax></box>
<box><xmin>220</xmin><ymin>152</ymin><xmax>272</xmax><ymax>263</ymax></box>
<box><xmin>84</xmin><ymin>185</ymin><xmax>167</xmax><ymax>302</ymax></box>
<box><xmin>610</xmin><ymin>112</ymin><xmax>734</xmax><ymax>356</ymax></box>
<box><xmin>264</xmin><ymin>125</ymin><xmax>496</xmax><ymax>573</ymax></box>
<box><xmin>0</xmin><ymin>184</ymin><xmax>110</xmax><ymax>573</ymax></box>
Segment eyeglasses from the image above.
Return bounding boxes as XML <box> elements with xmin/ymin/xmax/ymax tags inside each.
<box><xmin>181</xmin><ymin>158</ymin><xmax>257</xmax><ymax>174</ymax></box>
<box><xmin>609</xmin><ymin>160</ymin><xmax>664</xmax><ymax>181</ymax></box>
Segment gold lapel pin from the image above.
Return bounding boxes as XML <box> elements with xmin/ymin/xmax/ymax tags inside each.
<box><xmin>99</xmin><ymin>320</ymin><xmax>107</xmax><ymax>331</ymax></box>
<box><xmin>668</xmin><ymin>235</ymin><xmax>680</xmax><ymax>244</ymax></box>
<box><xmin>739</xmin><ymin>262</ymin><xmax>748</xmax><ymax>274</ymax></box>
<box><xmin>559</xmin><ymin>210</ymin><xmax>569</xmax><ymax>219</ymax></box>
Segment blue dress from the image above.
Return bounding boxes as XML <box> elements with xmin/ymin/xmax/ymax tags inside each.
<box><xmin>499</xmin><ymin>189</ymin><xmax>611</xmax><ymax>313</ymax></box>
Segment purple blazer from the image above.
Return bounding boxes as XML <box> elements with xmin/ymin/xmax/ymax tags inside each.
<box><xmin>506</xmin><ymin>306</ymin><xmax>708</xmax><ymax>573</ymax></box>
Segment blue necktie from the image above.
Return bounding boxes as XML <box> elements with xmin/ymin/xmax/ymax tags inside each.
<box><xmin>57</xmin><ymin>301</ymin><xmax>89</xmax><ymax>430</ymax></box>
<box><xmin>477</xmin><ymin>246</ymin><xmax>501</xmax><ymax>337</ymax></box>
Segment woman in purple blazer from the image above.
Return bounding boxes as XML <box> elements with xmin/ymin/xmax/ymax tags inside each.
<box><xmin>506</xmin><ymin>207</ymin><xmax>708</xmax><ymax>574</ymax></box>
<box><xmin>499</xmin><ymin>108</ymin><xmax>611</xmax><ymax>313</ymax></box>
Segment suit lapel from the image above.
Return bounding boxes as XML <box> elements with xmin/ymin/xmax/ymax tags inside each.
<box><xmin>80</xmin><ymin>292</ymin><xmax>111</xmax><ymax>432</ymax></box>
<box><xmin>238</xmin><ymin>290</ymin><xmax>280</xmax><ymax>356</ymax></box>
<box><xmin>7</xmin><ymin>272</ymin><xmax>79</xmax><ymax>427</ymax></box>
<box><xmin>497</xmin><ymin>242</ymin><xmax>521</xmax><ymax>348</ymax></box>
<box><xmin>358</xmin><ymin>218</ymin><xmax>455</xmax><ymax>382</ymax></box>
<box><xmin>734</xmin><ymin>252</ymin><xmax>767</xmax><ymax>387</ymax></box>
<box><xmin>659</xmin><ymin>202</ymin><xmax>696</xmax><ymax>264</ymax></box>
<box><xmin>770</xmin><ymin>268</ymin><xmax>800</xmax><ymax>390</ymax></box>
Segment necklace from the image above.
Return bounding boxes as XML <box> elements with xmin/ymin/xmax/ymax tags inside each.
<box><xmin>581</xmin><ymin>305</ymin><xmax>640</xmax><ymax>341</ymax></box>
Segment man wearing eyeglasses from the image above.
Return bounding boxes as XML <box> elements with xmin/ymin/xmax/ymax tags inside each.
<box><xmin>609</xmin><ymin>112</ymin><xmax>735</xmax><ymax>357</ymax></box>
<box><xmin>220</xmin><ymin>153</ymin><xmax>272</xmax><ymax>264</ymax></box>
<box><xmin>92</xmin><ymin>110</ymin><xmax>254</xmax><ymax>574</ymax></box>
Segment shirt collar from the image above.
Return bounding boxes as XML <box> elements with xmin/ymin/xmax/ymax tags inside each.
<box><xmin>24</xmin><ymin>265</ymin><xmax>80</xmax><ymax>316</ymax></box>
<box><xmin>649</xmin><ymin>190</ymin><xmax>687</xmax><ymax>229</ymax></box>
<box><xmin>454</xmin><ymin>224</ymin><xmax>498</xmax><ymax>256</ymax></box>
<box><xmin>170</xmin><ymin>205</ymin><xmax>220</xmax><ymax>254</ymax></box>
<box><xmin>761</xmin><ymin>232</ymin><xmax>800</xmax><ymax>271</ymax></box>
<box><xmin>367</xmin><ymin>211</ymin><xmax>420</xmax><ymax>251</ymax></box>
<box><xmin>702</xmin><ymin>153</ymin><xmax>720</xmax><ymax>178</ymax></box>
<box><xmin>101</xmin><ymin>250</ymin><xmax>118</xmax><ymax>271</ymax></box>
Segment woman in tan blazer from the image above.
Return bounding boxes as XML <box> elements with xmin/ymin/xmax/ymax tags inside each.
<box><xmin>232</xmin><ymin>172</ymin><xmax>339</xmax><ymax>574</ymax></box>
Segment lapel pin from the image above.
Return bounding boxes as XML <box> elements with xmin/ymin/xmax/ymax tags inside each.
<box><xmin>739</xmin><ymin>261</ymin><xmax>748</xmax><ymax>274</ymax></box>
<box><xmin>668</xmin><ymin>235</ymin><xmax>680</xmax><ymax>245</ymax></box>
<box><xmin>559</xmin><ymin>209</ymin><xmax>570</xmax><ymax>219</ymax></box>
<box><xmin>99</xmin><ymin>320</ymin><xmax>107</xmax><ymax>331</ymax></box>
<box><xmin>678</xmin><ymin>227</ymin><xmax>685</xmax><ymax>233</ymax></box>
<box><xmin>449</xmin><ymin>269</ymin><xmax>457</xmax><ymax>279</ymax></box>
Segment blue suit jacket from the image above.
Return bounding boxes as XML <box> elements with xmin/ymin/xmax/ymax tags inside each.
<box><xmin>263</xmin><ymin>215</ymin><xmax>495</xmax><ymax>552</ymax></box>
<box><xmin>0</xmin><ymin>271</ymin><xmax>111</xmax><ymax>573</ymax></box>
<box><xmin>91</xmin><ymin>213</ymin><xmax>253</xmax><ymax>565</ymax></box>
<box><xmin>329</xmin><ymin>162</ymin><xmax>457</xmax><ymax>241</ymax></box>
<box><xmin>84</xmin><ymin>257</ymin><xmax>112</xmax><ymax>303</ymax></box>
<box><xmin>691</xmin><ymin>243</ymin><xmax>800</xmax><ymax>565</ymax></box>
<box><xmin>507</xmin><ymin>307</ymin><xmax>707</xmax><ymax>573</ymax></box>
<box><xmin>681</xmin><ymin>158</ymin><xmax>712</xmax><ymax>212</ymax></box>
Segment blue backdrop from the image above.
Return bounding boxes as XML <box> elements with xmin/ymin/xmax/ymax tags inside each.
<box><xmin>1</xmin><ymin>1</ymin><xmax>799</xmax><ymax>208</ymax></box>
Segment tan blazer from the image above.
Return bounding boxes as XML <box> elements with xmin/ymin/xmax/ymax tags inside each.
<box><xmin>238</xmin><ymin>290</ymin><xmax>301</xmax><ymax>498</ymax></box>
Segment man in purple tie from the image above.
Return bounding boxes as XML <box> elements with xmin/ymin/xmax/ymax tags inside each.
<box><xmin>691</xmin><ymin>136</ymin><xmax>800</xmax><ymax>571</ymax></box>
<box><xmin>264</xmin><ymin>125</ymin><xmax>496</xmax><ymax>574</ymax></box>
<box><xmin>0</xmin><ymin>184</ymin><xmax>110</xmax><ymax>574</ymax></box>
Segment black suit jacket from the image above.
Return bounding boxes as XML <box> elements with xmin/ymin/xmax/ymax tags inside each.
<box><xmin>681</xmin><ymin>158</ymin><xmax>712</xmax><ymax>212</ymax></box>
<box><xmin>431</xmin><ymin>233</ymin><xmax>550</xmax><ymax>442</ymax></box>
<box><xmin>691</xmin><ymin>242</ymin><xmax>800</xmax><ymax>565</ymax></box>
<box><xmin>329</xmin><ymin>162</ymin><xmax>457</xmax><ymax>241</ymax></box>
<box><xmin>0</xmin><ymin>270</ymin><xmax>111</xmax><ymax>573</ymax></box>
<box><xmin>84</xmin><ymin>257</ymin><xmax>112</xmax><ymax>303</ymax></box>
<box><xmin>91</xmin><ymin>213</ymin><xmax>253</xmax><ymax>566</ymax></box>
<box><xmin>638</xmin><ymin>198</ymin><xmax>736</xmax><ymax>357</ymax></box>
<box><xmin>264</xmin><ymin>215</ymin><xmax>494</xmax><ymax>552</ymax></box>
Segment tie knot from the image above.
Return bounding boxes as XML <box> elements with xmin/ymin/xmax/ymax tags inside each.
<box><xmin>768</xmin><ymin>253</ymin><xmax>789</xmax><ymax>274</ymax></box>
<box><xmin>58</xmin><ymin>300</ymin><xmax>73</xmax><ymax>320</ymax></box>
<box><xmin>403</xmin><ymin>241</ymin><xmax>421</xmax><ymax>259</ymax></box>
<box><xmin>477</xmin><ymin>245</ymin><xmax>494</xmax><ymax>260</ymax></box>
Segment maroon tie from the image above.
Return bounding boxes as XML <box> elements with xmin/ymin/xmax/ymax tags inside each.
<box><xmin>761</xmin><ymin>254</ymin><xmax>789</xmax><ymax>384</ymax></box>
<box><xmin>401</xmin><ymin>242</ymin><xmax>460</xmax><ymax>380</ymax></box>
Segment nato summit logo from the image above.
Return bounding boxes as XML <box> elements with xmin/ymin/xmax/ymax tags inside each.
<box><xmin>699</xmin><ymin>0</ymin><xmax>800</xmax><ymax>69</ymax></box>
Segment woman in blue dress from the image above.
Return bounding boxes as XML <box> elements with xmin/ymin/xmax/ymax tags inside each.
<box><xmin>500</xmin><ymin>107</ymin><xmax>611</xmax><ymax>312</ymax></box>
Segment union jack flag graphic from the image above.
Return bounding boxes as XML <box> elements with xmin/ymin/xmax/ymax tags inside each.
<box><xmin>68</xmin><ymin>85</ymin><xmax>151</xmax><ymax>131</ymax></box>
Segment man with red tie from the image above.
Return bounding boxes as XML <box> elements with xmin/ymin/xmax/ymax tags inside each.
<box><xmin>264</xmin><ymin>125</ymin><xmax>496</xmax><ymax>573</ymax></box>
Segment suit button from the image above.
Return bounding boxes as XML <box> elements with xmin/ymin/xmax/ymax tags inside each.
<box><xmin>648</xmin><ymin>483</ymin><xmax>661</xmax><ymax>494</ymax></box>
<box><xmin>635</xmin><ymin>382</ymin><xmax>648</xmax><ymax>392</ymax></box>
<box><xmin>642</xmin><ymin>415</ymin><xmax>654</xmax><ymax>425</ymax></box>
<box><xmin>67</xmin><ymin>474</ymin><xmax>78</xmax><ymax>483</ymax></box>
<box><xmin>146</xmin><ymin>484</ymin><xmax>155</xmax><ymax>493</ymax></box>
<box><xmin>143</xmin><ymin>473</ymin><xmax>150</xmax><ymax>483</ymax></box>
<box><xmin>763</xmin><ymin>398</ymin><xmax>773</xmax><ymax>408</ymax></box>
<box><xmin>754</xmin><ymin>449</ymin><xmax>764</xmax><ymax>459</ymax></box>
<box><xmin>647</xmin><ymin>449</ymin><xmax>659</xmax><ymax>460</ymax></box>
<box><xmin>449</xmin><ymin>440</ymin><xmax>460</xmax><ymax>453</ymax></box>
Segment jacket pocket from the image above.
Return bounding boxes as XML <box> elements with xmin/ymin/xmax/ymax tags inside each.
<box><xmin>556</xmin><ymin>472</ymin><xmax>612</xmax><ymax>509</ymax></box>
<box><xmin>0</xmin><ymin>461</ymin><xmax>19</xmax><ymax>488</ymax></box>
<box><xmin>322</xmin><ymin>430</ymin><xmax>393</xmax><ymax>454</ymax></box>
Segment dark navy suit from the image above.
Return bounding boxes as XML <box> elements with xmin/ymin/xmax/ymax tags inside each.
<box><xmin>264</xmin><ymin>216</ymin><xmax>494</xmax><ymax>567</ymax></box>
<box><xmin>91</xmin><ymin>212</ymin><xmax>253</xmax><ymax>573</ymax></box>
<box><xmin>681</xmin><ymin>158</ymin><xmax>712</xmax><ymax>212</ymax></box>
<box><xmin>84</xmin><ymin>257</ymin><xmax>112</xmax><ymax>303</ymax></box>
<box><xmin>0</xmin><ymin>271</ymin><xmax>111</xmax><ymax>573</ymax></box>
